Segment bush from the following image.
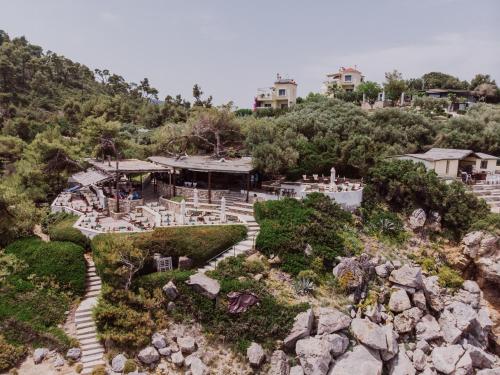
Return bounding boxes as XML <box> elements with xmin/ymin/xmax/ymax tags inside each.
<box><xmin>0</xmin><ymin>335</ymin><xmax>26</xmax><ymax>372</ymax></box>
<box><xmin>48</xmin><ymin>215</ymin><xmax>89</xmax><ymax>248</ymax></box>
<box><xmin>134</xmin><ymin>269</ymin><xmax>193</xmax><ymax>290</ymax></box>
<box><xmin>469</xmin><ymin>213</ymin><xmax>500</xmax><ymax>235</ymax></box>
<box><xmin>438</xmin><ymin>266</ymin><xmax>463</xmax><ymax>289</ymax></box>
<box><xmin>123</xmin><ymin>359</ymin><xmax>137</xmax><ymax>373</ymax></box>
<box><xmin>297</xmin><ymin>270</ymin><xmax>319</xmax><ymax>283</ymax></box>
<box><xmin>5</xmin><ymin>237</ymin><xmax>86</xmax><ymax>294</ymax></box>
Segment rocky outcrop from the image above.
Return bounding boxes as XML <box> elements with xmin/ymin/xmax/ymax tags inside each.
<box><xmin>329</xmin><ymin>345</ymin><xmax>383</xmax><ymax>375</ymax></box>
<box><xmin>462</xmin><ymin>231</ymin><xmax>500</xmax><ymax>285</ymax></box>
<box><xmin>284</xmin><ymin>308</ymin><xmax>314</xmax><ymax>349</ymax></box>
<box><xmin>388</xmin><ymin>289</ymin><xmax>412</xmax><ymax>312</ymax></box>
<box><xmin>296</xmin><ymin>337</ymin><xmax>333</xmax><ymax>375</ymax></box>
<box><xmin>138</xmin><ymin>346</ymin><xmax>160</xmax><ymax>364</ymax></box>
<box><xmin>247</xmin><ymin>342</ymin><xmax>265</xmax><ymax>367</ymax></box>
<box><xmin>186</xmin><ymin>272</ymin><xmax>220</xmax><ymax>299</ymax></box>
<box><xmin>316</xmin><ymin>307</ymin><xmax>351</xmax><ymax>335</ymax></box>
<box><xmin>431</xmin><ymin>345</ymin><xmax>464</xmax><ymax>374</ymax></box>
<box><xmin>389</xmin><ymin>265</ymin><xmax>423</xmax><ymax>289</ymax></box>
<box><xmin>351</xmin><ymin>318</ymin><xmax>387</xmax><ymax>350</ymax></box>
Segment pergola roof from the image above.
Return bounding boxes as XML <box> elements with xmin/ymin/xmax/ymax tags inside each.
<box><xmin>86</xmin><ymin>158</ymin><xmax>171</xmax><ymax>173</ymax></box>
<box><xmin>148</xmin><ymin>155</ymin><xmax>254</xmax><ymax>174</ymax></box>
<box><xmin>397</xmin><ymin>148</ymin><xmax>499</xmax><ymax>162</ymax></box>
<box><xmin>70</xmin><ymin>169</ymin><xmax>111</xmax><ymax>186</ymax></box>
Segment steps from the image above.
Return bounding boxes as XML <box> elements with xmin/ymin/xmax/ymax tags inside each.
<box><xmin>198</xmin><ymin>217</ymin><xmax>260</xmax><ymax>273</ymax></box>
<box><xmin>75</xmin><ymin>259</ymin><xmax>105</xmax><ymax>375</ymax></box>
<box><xmin>471</xmin><ymin>183</ymin><xmax>500</xmax><ymax>212</ymax></box>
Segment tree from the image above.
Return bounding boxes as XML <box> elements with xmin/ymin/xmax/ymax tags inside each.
<box><xmin>470</xmin><ymin>74</ymin><xmax>496</xmax><ymax>90</ymax></box>
<box><xmin>383</xmin><ymin>70</ymin><xmax>407</xmax><ymax>102</ymax></box>
<box><xmin>192</xmin><ymin>84</ymin><xmax>212</xmax><ymax>107</ymax></box>
<box><xmin>356</xmin><ymin>81</ymin><xmax>382</xmax><ymax>105</ymax></box>
<box><xmin>473</xmin><ymin>83</ymin><xmax>499</xmax><ymax>102</ymax></box>
<box><xmin>422</xmin><ymin>72</ymin><xmax>468</xmax><ymax>90</ymax></box>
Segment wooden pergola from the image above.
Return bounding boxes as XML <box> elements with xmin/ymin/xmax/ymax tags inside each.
<box><xmin>148</xmin><ymin>156</ymin><xmax>255</xmax><ymax>203</ymax></box>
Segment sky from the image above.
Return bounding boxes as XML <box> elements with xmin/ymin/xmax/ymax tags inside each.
<box><xmin>1</xmin><ymin>0</ymin><xmax>500</xmax><ymax>108</ymax></box>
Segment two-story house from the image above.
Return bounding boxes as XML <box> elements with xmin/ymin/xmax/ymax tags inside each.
<box><xmin>322</xmin><ymin>66</ymin><xmax>364</xmax><ymax>94</ymax></box>
<box><xmin>254</xmin><ymin>75</ymin><xmax>298</xmax><ymax>110</ymax></box>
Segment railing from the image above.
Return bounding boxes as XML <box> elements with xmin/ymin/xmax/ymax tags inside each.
<box><xmin>204</xmin><ymin>244</ymin><xmax>237</xmax><ymax>269</ymax></box>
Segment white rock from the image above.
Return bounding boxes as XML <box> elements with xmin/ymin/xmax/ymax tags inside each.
<box><xmin>462</xmin><ymin>280</ymin><xmax>480</xmax><ymax>294</ymax></box>
<box><xmin>247</xmin><ymin>342</ymin><xmax>265</xmax><ymax>367</ymax></box>
<box><xmin>284</xmin><ymin>308</ymin><xmax>314</xmax><ymax>349</ymax></box>
<box><xmin>351</xmin><ymin>319</ymin><xmax>387</xmax><ymax>351</ymax></box>
<box><xmin>162</xmin><ymin>280</ymin><xmax>178</xmax><ymax>300</ymax></box>
<box><xmin>111</xmin><ymin>353</ymin><xmax>127</xmax><ymax>372</ymax></box>
<box><xmin>158</xmin><ymin>347</ymin><xmax>171</xmax><ymax>356</ymax></box>
<box><xmin>394</xmin><ymin>307</ymin><xmax>423</xmax><ymax>333</ymax></box>
<box><xmin>323</xmin><ymin>333</ymin><xmax>349</xmax><ymax>357</ymax></box>
<box><xmin>33</xmin><ymin>348</ymin><xmax>49</xmax><ymax>364</ymax></box>
<box><xmin>389</xmin><ymin>289</ymin><xmax>412</xmax><ymax>313</ymax></box>
<box><xmin>389</xmin><ymin>265</ymin><xmax>423</xmax><ymax>289</ymax></box>
<box><xmin>476</xmin><ymin>368</ymin><xmax>500</xmax><ymax>375</ymax></box>
<box><xmin>380</xmin><ymin>324</ymin><xmax>399</xmax><ymax>361</ymax></box>
<box><xmin>66</xmin><ymin>347</ymin><xmax>81</xmax><ymax>360</ymax></box>
<box><xmin>438</xmin><ymin>309</ymin><xmax>462</xmax><ymax>344</ymax></box>
<box><xmin>53</xmin><ymin>354</ymin><xmax>65</xmax><ymax>367</ymax></box>
<box><xmin>416</xmin><ymin>340</ymin><xmax>430</xmax><ymax>354</ymax></box>
<box><xmin>296</xmin><ymin>337</ymin><xmax>333</xmax><ymax>375</ymax></box>
<box><xmin>151</xmin><ymin>332</ymin><xmax>167</xmax><ymax>349</ymax></box>
<box><xmin>447</xmin><ymin>301</ymin><xmax>478</xmax><ymax>331</ymax></box>
<box><xmin>269</xmin><ymin>350</ymin><xmax>290</xmax><ymax>375</ymax></box>
<box><xmin>465</xmin><ymin>344</ymin><xmax>496</xmax><ymax>369</ymax></box>
<box><xmin>409</xmin><ymin>208</ymin><xmax>426</xmax><ymax>229</ymax></box>
<box><xmin>412</xmin><ymin>290</ymin><xmax>427</xmax><ymax>310</ymax></box>
<box><xmin>171</xmin><ymin>351</ymin><xmax>184</xmax><ymax>367</ymax></box>
<box><xmin>328</xmin><ymin>345</ymin><xmax>383</xmax><ymax>375</ymax></box>
<box><xmin>431</xmin><ymin>345</ymin><xmax>464</xmax><ymax>374</ymax></box>
<box><xmin>422</xmin><ymin>276</ymin><xmax>444</xmax><ymax>311</ymax></box>
<box><xmin>177</xmin><ymin>336</ymin><xmax>196</xmax><ymax>354</ymax></box>
<box><xmin>455</xmin><ymin>349</ymin><xmax>473</xmax><ymax>375</ymax></box>
<box><xmin>416</xmin><ymin>314</ymin><xmax>442</xmax><ymax>341</ymax></box>
<box><xmin>291</xmin><ymin>365</ymin><xmax>305</xmax><ymax>375</ymax></box>
<box><xmin>316</xmin><ymin>307</ymin><xmax>352</xmax><ymax>335</ymax></box>
<box><xmin>186</xmin><ymin>272</ymin><xmax>220</xmax><ymax>299</ymax></box>
<box><xmin>389</xmin><ymin>345</ymin><xmax>416</xmax><ymax>375</ymax></box>
<box><xmin>138</xmin><ymin>346</ymin><xmax>160</xmax><ymax>364</ymax></box>
<box><xmin>412</xmin><ymin>349</ymin><xmax>426</xmax><ymax>371</ymax></box>
<box><xmin>187</xmin><ymin>356</ymin><xmax>209</xmax><ymax>375</ymax></box>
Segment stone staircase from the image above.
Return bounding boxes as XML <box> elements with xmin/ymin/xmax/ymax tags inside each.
<box><xmin>471</xmin><ymin>183</ymin><xmax>500</xmax><ymax>213</ymax></box>
<box><xmin>198</xmin><ymin>219</ymin><xmax>260</xmax><ymax>273</ymax></box>
<box><xmin>75</xmin><ymin>259</ymin><xmax>105</xmax><ymax>374</ymax></box>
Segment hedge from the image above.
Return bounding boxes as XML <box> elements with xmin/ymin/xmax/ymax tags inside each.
<box><xmin>47</xmin><ymin>214</ymin><xmax>89</xmax><ymax>248</ymax></box>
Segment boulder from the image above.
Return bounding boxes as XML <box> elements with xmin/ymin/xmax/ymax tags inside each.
<box><xmin>364</xmin><ymin>303</ymin><xmax>382</xmax><ymax>324</ymax></box>
<box><xmin>415</xmin><ymin>314</ymin><xmax>442</xmax><ymax>341</ymax></box>
<box><xmin>394</xmin><ymin>307</ymin><xmax>423</xmax><ymax>333</ymax></box>
<box><xmin>389</xmin><ymin>265</ymin><xmax>423</xmax><ymax>289</ymax></box>
<box><xmin>151</xmin><ymin>332</ymin><xmax>167</xmax><ymax>349</ymax></box>
<box><xmin>316</xmin><ymin>307</ymin><xmax>352</xmax><ymax>335</ymax></box>
<box><xmin>412</xmin><ymin>349</ymin><xmax>427</xmax><ymax>371</ymax></box>
<box><xmin>421</xmin><ymin>368</ymin><xmax>437</xmax><ymax>375</ymax></box>
<box><xmin>111</xmin><ymin>354</ymin><xmax>127</xmax><ymax>372</ymax></box>
<box><xmin>167</xmin><ymin>301</ymin><xmax>176</xmax><ymax>312</ymax></box>
<box><xmin>388</xmin><ymin>289</ymin><xmax>412</xmax><ymax>313</ymax></box>
<box><xmin>269</xmin><ymin>350</ymin><xmax>290</xmax><ymax>375</ymax></box>
<box><xmin>138</xmin><ymin>346</ymin><xmax>160</xmax><ymax>364</ymax></box>
<box><xmin>284</xmin><ymin>308</ymin><xmax>314</xmax><ymax>349</ymax></box>
<box><xmin>177</xmin><ymin>336</ymin><xmax>196</xmax><ymax>354</ymax></box>
<box><xmin>416</xmin><ymin>340</ymin><xmax>430</xmax><ymax>354</ymax></box>
<box><xmin>296</xmin><ymin>337</ymin><xmax>333</xmax><ymax>375</ymax></box>
<box><xmin>389</xmin><ymin>345</ymin><xmax>416</xmax><ymax>375</ymax></box>
<box><xmin>409</xmin><ymin>208</ymin><xmax>426</xmax><ymax>230</ymax></box>
<box><xmin>375</xmin><ymin>262</ymin><xmax>394</xmax><ymax>278</ymax></box>
<box><xmin>329</xmin><ymin>345</ymin><xmax>383</xmax><ymax>375</ymax></box>
<box><xmin>380</xmin><ymin>324</ymin><xmax>399</xmax><ymax>361</ymax></box>
<box><xmin>178</xmin><ymin>256</ymin><xmax>193</xmax><ymax>270</ymax></box>
<box><xmin>247</xmin><ymin>342</ymin><xmax>265</xmax><ymax>367</ymax></box>
<box><xmin>66</xmin><ymin>347</ymin><xmax>81</xmax><ymax>360</ymax></box>
<box><xmin>477</xmin><ymin>368</ymin><xmax>500</xmax><ymax>375</ymax></box>
<box><xmin>431</xmin><ymin>345</ymin><xmax>464</xmax><ymax>375</ymax></box>
<box><xmin>455</xmin><ymin>350</ymin><xmax>473</xmax><ymax>375</ymax></box>
<box><xmin>350</xmin><ymin>318</ymin><xmax>387</xmax><ymax>350</ymax></box>
<box><xmin>171</xmin><ymin>351</ymin><xmax>184</xmax><ymax>367</ymax></box>
<box><xmin>53</xmin><ymin>354</ymin><xmax>65</xmax><ymax>367</ymax></box>
<box><xmin>162</xmin><ymin>281</ymin><xmax>178</xmax><ymax>300</ymax></box>
<box><xmin>33</xmin><ymin>348</ymin><xmax>49</xmax><ymax>364</ymax></box>
<box><xmin>438</xmin><ymin>309</ymin><xmax>462</xmax><ymax>344</ymax></box>
<box><xmin>158</xmin><ymin>347</ymin><xmax>171</xmax><ymax>356</ymax></box>
<box><xmin>323</xmin><ymin>333</ymin><xmax>349</xmax><ymax>357</ymax></box>
<box><xmin>422</xmin><ymin>276</ymin><xmax>444</xmax><ymax>311</ymax></box>
<box><xmin>465</xmin><ymin>344</ymin><xmax>496</xmax><ymax>369</ymax></box>
<box><xmin>447</xmin><ymin>301</ymin><xmax>478</xmax><ymax>331</ymax></box>
<box><xmin>412</xmin><ymin>290</ymin><xmax>427</xmax><ymax>310</ymax></box>
<box><xmin>186</xmin><ymin>355</ymin><xmax>209</xmax><ymax>375</ymax></box>
<box><xmin>462</xmin><ymin>231</ymin><xmax>500</xmax><ymax>285</ymax></box>
<box><xmin>454</xmin><ymin>288</ymin><xmax>480</xmax><ymax>309</ymax></box>
<box><xmin>291</xmin><ymin>365</ymin><xmax>305</xmax><ymax>375</ymax></box>
<box><xmin>462</xmin><ymin>280</ymin><xmax>481</xmax><ymax>294</ymax></box>
<box><xmin>186</xmin><ymin>272</ymin><xmax>220</xmax><ymax>299</ymax></box>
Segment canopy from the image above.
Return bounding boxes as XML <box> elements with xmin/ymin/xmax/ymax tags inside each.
<box><xmin>70</xmin><ymin>169</ymin><xmax>111</xmax><ymax>186</ymax></box>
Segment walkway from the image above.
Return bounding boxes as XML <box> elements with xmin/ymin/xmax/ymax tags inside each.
<box><xmin>471</xmin><ymin>182</ymin><xmax>500</xmax><ymax>213</ymax></box>
<box><xmin>74</xmin><ymin>258</ymin><xmax>105</xmax><ymax>374</ymax></box>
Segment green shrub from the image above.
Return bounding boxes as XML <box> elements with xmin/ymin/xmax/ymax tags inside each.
<box><xmin>281</xmin><ymin>253</ymin><xmax>311</xmax><ymax>276</ymax></box>
<box><xmin>91</xmin><ymin>365</ymin><xmax>107</xmax><ymax>375</ymax></box>
<box><xmin>297</xmin><ymin>270</ymin><xmax>319</xmax><ymax>283</ymax></box>
<box><xmin>123</xmin><ymin>359</ymin><xmax>137</xmax><ymax>373</ymax></box>
<box><xmin>41</xmin><ymin>212</ymin><xmax>74</xmax><ymax>233</ymax></box>
<box><xmin>469</xmin><ymin>213</ymin><xmax>500</xmax><ymax>235</ymax></box>
<box><xmin>5</xmin><ymin>237</ymin><xmax>86</xmax><ymax>294</ymax></box>
<box><xmin>0</xmin><ymin>335</ymin><xmax>26</xmax><ymax>372</ymax></box>
<box><xmin>438</xmin><ymin>266</ymin><xmax>463</xmax><ymax>289</ymax></box>
<box><xmin>48</xmin><ymin>215</ymin><xmax>89</xmax><ymax>248</ymax></box>
<box><xmin>134</xmin><ymin>270</ymin><xmax>193</xmax><ymax>290</ymax></box>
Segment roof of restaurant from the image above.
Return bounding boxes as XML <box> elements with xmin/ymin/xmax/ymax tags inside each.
<box><xmin>70</xmin><ymin>169</ymin><xmax>111</xmax><ymax>186</ymax></box>
<box><xmin>86</xmin><ymin>158</ymin><xmax>171</xmax><ymax>173</ymax></box>
<box><xmin>148</xmin><ymin>155</ymin><xmax>254</xmax><ymax>174</ymax></box>
<box><xmin>397</xmin><ymin>148</ymin><xmax>498</xmax><ymax>161</ymax></box>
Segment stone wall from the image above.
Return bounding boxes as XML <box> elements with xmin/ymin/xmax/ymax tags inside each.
<box><xmin>107</xmin><ymin>198</ymin><xmax>144</xmax><ymax>213</ymax></box>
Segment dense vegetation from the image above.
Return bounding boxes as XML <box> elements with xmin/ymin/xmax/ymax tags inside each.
<box><xmin>43</xmin><ymin>212</ymin><xmax>89</xmax><ymax>247</ymax></box>
<box><xmin>0</xmin><ymin>237</ymin><xmax>85</xmax><ymax>370</ymax></box>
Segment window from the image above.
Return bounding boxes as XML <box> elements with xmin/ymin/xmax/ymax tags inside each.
<box><xmin>497</xmin><ymin>159</ymin><xmax>500</xmax><ymax>166</ymax></box>
<box><xmin>264</xmin><ymin>103</ymin><xmax>272</xmax><ymax>108</ymax></box>
<box><xmin>446</xmin><ymin>160</ymin><xmax>450</xmax><ymax>174</ymax></box>
<box><xmin>480</xmin><ymin>160</ymin><xmax>488</xmax><ymax>169</ymax></box>
<box><xmin>344</xmin><ymin>75</ymin><xmax>352</xmax><ymax>82</ymax></box>
<box><xmin>281</xmin><ymin>103</ymin><xmax>288</xmax><ymax>109</ymax></box>
<box><xmin>278</xmin><ymin>89</ymin><xmax>286</xmax><ymax>96</ymax></box>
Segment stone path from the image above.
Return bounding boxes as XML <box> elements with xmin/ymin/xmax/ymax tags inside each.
<box><xmin>74</xmin><ymin>258</ymin><xmax>105</xmax><ymax>374</ymax></box>
<box><xmin>471</xmin><ymin>182</ymin><xmax>500</xmax><ymax>213</ymax></box>
<box><xmin>198</xmin><ymin>218</ymin><xmax>260</xmax><ymax>273</ymax></box>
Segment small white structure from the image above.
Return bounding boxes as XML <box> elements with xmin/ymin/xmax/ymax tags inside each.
<box><xmin>220</xmin><ymin>196</ymin><xmax>227</xmax><ymax>223</ymax></box>
<box><xmin>193</xmin><ymin>188</ymin><xmax>199</xmax><ymax>208</ymax></box>
<box><xmin>179</xmin><ymin>199</ymin><xmax>186</xmax><ymax>225</ymax></box>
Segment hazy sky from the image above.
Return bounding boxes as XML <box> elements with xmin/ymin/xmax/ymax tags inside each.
<box><xmin>1</xmin><ymin>0</ymin><xmax>500</xmax><ymax>107</ymax></box>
